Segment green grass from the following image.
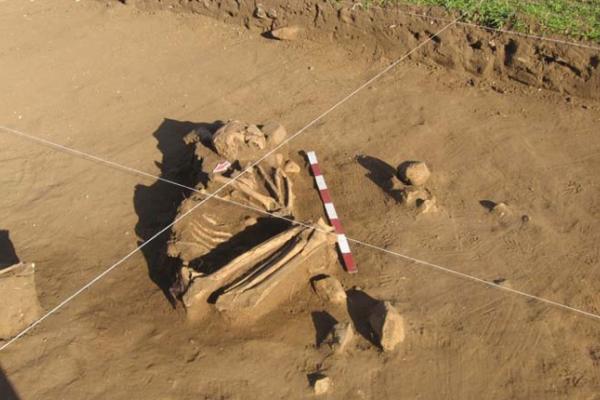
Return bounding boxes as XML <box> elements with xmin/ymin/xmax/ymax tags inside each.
<box><xmin>357</xmin><ymin>0</ymin><xmax>600</xmax><ymax>43</ymax></box>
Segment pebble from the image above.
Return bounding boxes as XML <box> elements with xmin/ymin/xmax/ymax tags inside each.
<box><xmin>284</xmin><ymin>160</ymin><xmax>300</xmax><ymax>174</ymax></box>
<box><xmin>491</xmin><ymin>202</ymin><xmax>511</xmax><ymax>217</ymax></box>
<box><xmin>270</xmin><ymin>26</ymin><xmax>300</xmax><ymax>41</ymax></box>
<box><xmin>254</xmin><ymin>4</ymin><xmax>268</xmax><ymax>19</ymax></box>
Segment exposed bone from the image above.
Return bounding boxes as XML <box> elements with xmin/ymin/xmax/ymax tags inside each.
<box><xmin>256</xmin><ymin>165</ymin><xmax>279</xmax><ymax>201</ymax></box>
<box><xmin>213</xmin><ymin>174</ymin><xmax>280</xmax><ymax>212</ymax></box>
<box><xmin>169</xmin><ymin>120</ymin><xmax>338</xmax><ymax>322</ymax></box>
<box><xmin>215</xmin><ymin>228</ymin><xmax>331</xmax><ymax>313</ymax></box>
<box><xmin>274</xmin><ymin>168</ymin><xmax>285</xmax><ymax>205</ymax></box>
<box><xmin>284</xmin><ymin>175</ymin><xmax>294</xmax><ymax>211</ymax></box>
<box><xmin>182</xmin><ymin>225</ymin><xmax>305</xmax><ymax>308</ymax></box>
<box><xmin>222</xmin><ymin>231</ymin><xmax>309</xmax><ymax>293</ymax></box>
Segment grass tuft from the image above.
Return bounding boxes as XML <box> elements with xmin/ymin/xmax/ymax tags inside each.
<box><xmin>354</xmin><ymin>0</ymin><xmax>600</xmax><ymax>43</ymax></box>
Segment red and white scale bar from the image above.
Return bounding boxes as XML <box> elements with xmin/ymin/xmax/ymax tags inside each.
<box><xmin>307</xmin><ymin>151</ymin><xmax>358</xmax><ymax>274</ymax></box>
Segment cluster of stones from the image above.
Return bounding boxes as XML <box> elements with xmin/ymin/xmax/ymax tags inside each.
<box><xmin>308</xmin><ymin>275</ymin><xmax>406</xmax><ymax>395</ymax></box>
<box><xmin>396</xmin><ymin>160</ymin><xmax>438</xmax><ymax>215</ymax></box>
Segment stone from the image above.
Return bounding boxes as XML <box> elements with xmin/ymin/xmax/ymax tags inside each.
<box><xmin>417</xmin><ymin>197</ymin><xmax>438</xmax><ymax>214</ymax></box>
<box><xmin>314</xmin><ymin>376</ymin><xmax>332</xmax><ymax>395</ymax></box>
<box><xmin>284</xmin><ymin>160</ymin><xmax>300</xmax><ymax>174</ymax></box>
<box><xmin>261</xmin><ymin>121</ymin><xmax>287</xmax><ymax>146</ymax></box>
<box><xmin>254</xmin><ymin>4</ymin><xmax>268</xmax><ymax>19</ymax></box>
<box><xmin>368</xmin><ymin>301</ymin><xmax>405</xmax><ymax>352</ymax></box>
<box><xmin>270</xmin><ymin>26</ymin><xmax>301</xmax><ymax>41</ymax></box>
<box><xmin>325</xmin><ymin>322</ymin><xmax>355</xmax><ymax>353</ymax></box>
<box><xmin>0</xmin><ymin>263</ymin><xmax>42</xmax><ymax>339</ymax></box>
<box><xmin>399</xmin><ymin>186</ymin><xmax>429</xmax><ymax>207</ymax></box>
<box><xmin>267</xmin><ymin>8</ymin><xmax>278</xmax><ymax>19</ymax></box>
<box><xmin>491</xmin><ymin>202</ymin><xmax>511</xmax><ymax>217</ymax></box>
<box><xmin>398</xmin><ymin>161</ymin><xmax>431</xmax><ymax>186</ymax></box>
<box><xmin>312</xmin><ymin>276</ymin><xmax>347</xmax><ymax>305</ymax></box>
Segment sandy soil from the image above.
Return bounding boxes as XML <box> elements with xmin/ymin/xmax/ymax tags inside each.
<box><xmin>1</xmin><ymin>1</ymin><xmax>599</xmax><ymax>399</ymax></box>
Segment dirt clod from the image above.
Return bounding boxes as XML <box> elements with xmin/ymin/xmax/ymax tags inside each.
<box><xmin>398</xmin><ymin>161</ymin><xmax>431</xmax><ymax>186</ymax></box>
<box><xmin>270</xmin><ymin>26</ymin><xmax>301</xmax><ymax>41</ymax></box>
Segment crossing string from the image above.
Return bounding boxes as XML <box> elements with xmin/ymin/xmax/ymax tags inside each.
<box><xmin>2</xmin><ymin>3</ymin><xmax>598</xmax><ymax>352</ymax></box>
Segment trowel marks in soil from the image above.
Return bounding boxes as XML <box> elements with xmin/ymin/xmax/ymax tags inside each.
<box><xmin>112</xmin><ymin>0</ymin><xmax>600</xmax><ymax>100</ymax></box>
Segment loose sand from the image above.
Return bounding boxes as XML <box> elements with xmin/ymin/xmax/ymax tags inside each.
<box><xmin>1</xmin><ymin>1</ymin><xmax>599</xmax><ymax>399</ymax></box>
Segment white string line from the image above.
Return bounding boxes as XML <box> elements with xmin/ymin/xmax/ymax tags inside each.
<box><xmin>4</xmin><ymin>122</ymin><xmax>600</xmax><ymax>325</ymax></box>
<box><xmin>0</xmin><ymin>13</ymin><xmax>462</xmax><ymax>351</ymax></box>
<box><xmin>388</xmin><ymin>4</ymin><xmax>600</xmax><ymax>51</ymax></box>
<box><xmin>0</xmin><ymin>189</ymin><xmax>208</xmax><ymax>352</ymax></box>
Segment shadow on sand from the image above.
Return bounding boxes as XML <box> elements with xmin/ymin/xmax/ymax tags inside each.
<box><xmin>356</xmin><ymin>155</ymin><xmax>402</xmax><ymax>202</ymax></box>
<box><xmin>0</xmin><ymin>367</ymin><xmax>20</xmax><ymax>400</ymax></box>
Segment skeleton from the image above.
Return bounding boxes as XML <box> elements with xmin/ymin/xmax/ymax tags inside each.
<box><xmin>167</xmin><ymin>120</ymin><xmax>336</xmax><ymax>320</ymax></box>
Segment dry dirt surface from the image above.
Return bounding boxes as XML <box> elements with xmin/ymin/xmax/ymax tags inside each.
<box><xmin>1</xmin><ymin>0</ymin><xmax>600</xmax><ymax>399</ymax></box>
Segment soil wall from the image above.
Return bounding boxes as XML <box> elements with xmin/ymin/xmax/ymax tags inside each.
<box><xmin>114</xmin><ymin>0</ymin><xmax>600</xmax><ymax>99</ymax></box>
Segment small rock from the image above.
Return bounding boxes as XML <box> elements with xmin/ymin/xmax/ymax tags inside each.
<box><xmin>398</xmin><ymin>161</ymin><xmax>431</xmax><ymax>186</ymax></box>
<box><xmin>417</xmin><ymin>197</ymin><xmax>438</xmax><ymax>214</ymax></box>
<box><xmin>254</xmin><ymin>4</ymin><xmax>268</xmax><ymax>19</ymax></box>
<box><xmin>339</xmin><ymin>8</ymin><xmax>352</xmax><ymax>24</ymax></box>
<box><xmin>491</xmin><ymin>202</ymin><xmax>511</xmax><ymax>217</ymax></box>
<box><xmin>368</xmin><ymin>301</ymin><xmax>406</xmax><ymax>352</ymax></box>
<box><xmin>267</xmin><ymin>8</ymin><xmax>278</xmax><ymax>19</ymax></box>
<box><xmin>270</xmin><ymin>26</ymin><xmax>300</xmax><ymax>41</ymax></box>
<box><xmin>312</xmin><ymin>276</ymin><xmax>347</xmax><ymax>305</ymax></box>
<box><xmin>314</xmin><ymin>376</ymin><xmax>332</xmax><ymax>395</ymax></box>
<box><xmin>325</xmin><ymin>322</ymin><xmax>355</xmax><ymax>353</ymax></box>
<box><xmin>262</xmin><ymin>121</ymin><xmax>287</xmax><ymax>145</ymax></box>
<box><xmin>284</xmin><ymin>160</ymin><xmax>300</xmax><ymax>174</ymax></box>
<box><xmin>400</xmin><ymin>186</ymin><xmax>429</xmax><ymax>207</ymax></box>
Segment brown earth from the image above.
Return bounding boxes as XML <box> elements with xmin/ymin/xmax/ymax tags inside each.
<box><xmin>116</xmin><ymin>0</ymin><xmax>600</xmax><ymax>100</ymax></box>
<box><xmin>1</xmin><ymin>0</ymin><xmax>600</xmax><ymax>399</ymax></box>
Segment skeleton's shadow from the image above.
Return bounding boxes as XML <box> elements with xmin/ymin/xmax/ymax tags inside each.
<box><xmin>0</xmin><ymin>366</ymin><xmax>20</xmax><ymax>400</ymax></box>
<box><xmin>133</xmin><ymin>118</ymin><xmax>221</xmax><ymax>306</ymax></box>
<box><xmin>0</xmin><ymin>230</ymin><xmax>19</xmax><ymax>270</ymax></box>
